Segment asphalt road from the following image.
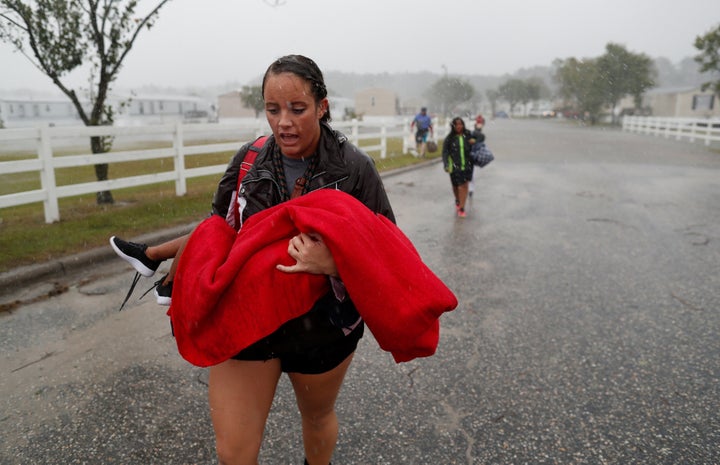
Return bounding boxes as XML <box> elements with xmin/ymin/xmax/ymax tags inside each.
<box><xmin>1</xmin><ymin>119</ymin><xmax>719</xmax><ymax>464</ymax></box>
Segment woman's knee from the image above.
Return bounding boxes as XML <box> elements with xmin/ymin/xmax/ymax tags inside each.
<box><xmin>215</xmin><ymin>434</ymin><xmax>263</xmax><ymax>465</ymax></box>
<box><xmin>301</xmin><ymin>406</ymin><xmax>337</xmax><ymax>430</ymax></box>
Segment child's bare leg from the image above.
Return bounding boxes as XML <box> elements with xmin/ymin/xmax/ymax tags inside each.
<box><xmin>145</xmin><ymin>234</ymin><xmax>189</xmax><ymax>263</ymax></box>
<box><xmin>162</xmin><ymin>234</ymin><xmax>190</xmax><ymax>285</ymax></box>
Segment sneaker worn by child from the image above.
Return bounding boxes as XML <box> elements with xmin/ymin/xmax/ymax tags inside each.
<box><xmin>110</xmin><ymin>236</ymin><xmax>162</xmax><ymax>277</ymax></box>
<box><xmin>153</xmin><ymin>276</ymin><xmax>173</xmax><ymax>306</ymax></box>
<box><xmin>112</xmin><ymin>236</ymin><xmax>166</xmax><ymax>310</ymax></box>
<box><xmin>137</xmin><ymin>274</ymin><xmax>173</xmax><ymax>306</ymax></box>
<box><xmin>118</xmin><ymin>273</ymin><xmax>173</xmax><ymax>310</ymax></box>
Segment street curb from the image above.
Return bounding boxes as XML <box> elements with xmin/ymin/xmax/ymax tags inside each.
<box><xmin>0</xmin><ymin>223</ymin><xmax>197</xmax><ymax>297</ymax></box>
<box><xmin>0</xmin><ymin>158</ymin><xmax>440</xmax><ymax>297</ymax></box>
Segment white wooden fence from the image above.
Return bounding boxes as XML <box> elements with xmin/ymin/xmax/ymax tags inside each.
<box><xmin>0</xmin><ymin>118</ymin><xmax>416</xmax><ymax>223</ymax></box>
<box><xmin>622</xmin><ymin>116</ymin><xmax>720</xmax><ymax>146</ymax></box>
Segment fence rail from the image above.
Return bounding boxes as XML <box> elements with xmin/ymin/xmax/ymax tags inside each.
<box><xmin>0</xmin><ymin>118</ymin><xmax>415</xmax><ymax>223</ymax></box>
<box><xmin>622</xmin><ymin>116</ymin><xmax>720</xmax><ymax>146</ymax></box>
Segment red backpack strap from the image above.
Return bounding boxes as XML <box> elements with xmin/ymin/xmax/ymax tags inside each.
<box><xmin>237</xmin><ymin>136</ymin><xmax>268</xmax><ymax>188</ymax></box>
<box><xmin>232</xmin><ymin>135</ymin><xmax>268</xmax><ymax>229</ymax></box>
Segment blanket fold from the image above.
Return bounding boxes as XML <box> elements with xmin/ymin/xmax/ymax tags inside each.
<box><xmin>170</xmin><ymin>189</ymin><xmax>457</xmax><ymax>367</ymax></box>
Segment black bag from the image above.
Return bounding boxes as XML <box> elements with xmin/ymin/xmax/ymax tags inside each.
<box><xmin>471</xmin><ymin>142</ymin><xmax>494</xmax><ymax>167</ymax></box>
<box><xmin>426</xmin><ymin>139</ymin><xmax>438</xmax><ymax>153</ymax></box>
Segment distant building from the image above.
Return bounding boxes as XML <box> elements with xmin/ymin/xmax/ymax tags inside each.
<box><xmin>0</xmin><ymin>93</ymin><xmax>214</xmax><ymax>128</ymax></box>
<box><xmin>620</xmin><ymin>86</ymin><xmax>720</xmax><ymax>118</ymax></box>
<box><xmin>0</xmin><ymin>95</ymin><xmax>84</xmax><ymax>128</ymax></box>
<box><xmin>114</xmin><ymin>94</ymin><xmax>215</xmax><ymax>126</ymax></box>
<box><xmin>217</xmin><ymin>90</ymin><xmax>256</xmax><ymax>121</ymax></box>
<box><xmin>354</xmin><ymin>88</ymin><xmax>398</xmax><ymax>117</ymax></box>
<box><xmin>647</xmin><ymin>86</ymin><xmax>719</xmax><ymax>118</ymax></box>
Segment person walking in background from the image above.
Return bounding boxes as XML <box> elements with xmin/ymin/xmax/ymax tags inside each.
<box><xmin>442</xmin><ymin>116</ymin><xmax>474</xmax><ymax>218</ymax></box>
<box><xmin>410</xmin><ymin>107</ymin><xmax>433</xmax><ymax>157</ymax></box>
<box><xmin>468</xmin><ymin>114</ymin><xmax>486</xmax><ymax>197</ymax></box>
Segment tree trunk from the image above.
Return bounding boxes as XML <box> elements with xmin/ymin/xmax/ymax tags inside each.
<box><xmin>91</xmin><ymin>135</ymin><xmax>114</xmax><ymax>204</ymax></box>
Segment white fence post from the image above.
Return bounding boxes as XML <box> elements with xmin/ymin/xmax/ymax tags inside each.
<box><xmin>704</xmin><ymin>123</ymin><xmax>711</xmax><ymax>146</ymax></box>
<box><xmin>351</xmin><ymin>118</ymin><xmax>359</xmax><ymax>146</ymax></box>
<box><xmin>173</xmin><ymin>121</ymin><xmax>187</xmax><ymax>196</ymax></box>
<box><xmin>38</xmin><ymin>125</ymin><xmax>60</xmax><ymax>223</ymax></box>
<box><xmin>403</xmin><ymin>118</ymin><xmax>412</xmax><ymax>155</ymax></box>
<box><xmin>380</xmin><ymin>124</ymin><xmax>387</xmax><ymax>159</ymax></box>
<box><xmin>689</xmin><ymin>120</ymin><xmax>697</xmax><ymax>143</ymax></box>
<box><xmin>254</xmin><ymin>118</ymin><xmax>265</xmax><ymax>138</ymax></box>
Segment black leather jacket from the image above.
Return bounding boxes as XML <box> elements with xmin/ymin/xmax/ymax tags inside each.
<box><xmin>212</xmin><ymin>122</ymin><xmax>395</xmax><ymax>224</ymax></box>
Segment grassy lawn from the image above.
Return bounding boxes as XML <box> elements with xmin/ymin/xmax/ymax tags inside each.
<box><xmin>0</xmin><ymin>137</ymin><xmax>437</xmax><ymax>273</ymax></box>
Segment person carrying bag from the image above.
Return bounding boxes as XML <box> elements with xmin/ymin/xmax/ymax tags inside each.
<box><xmin>470</xmin><ymin>133</ymin><xmax>494</xmax><ymax>168</ymax></box>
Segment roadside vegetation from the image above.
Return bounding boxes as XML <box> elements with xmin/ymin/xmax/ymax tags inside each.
<box><xmin>0</xmin><ymin>137</ymin><xmax>437</xmax><ymax>273</ymax></box>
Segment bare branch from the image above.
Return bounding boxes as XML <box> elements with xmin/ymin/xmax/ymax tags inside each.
<box><xmin>0</xmin><ymin>11</ymin><xmax>29</xmax><ymax>32</ymax></box>
<box><xmin>109</xmin><ymin>0</ymin><xmax>171</xmax><ymax>77</ymax></box>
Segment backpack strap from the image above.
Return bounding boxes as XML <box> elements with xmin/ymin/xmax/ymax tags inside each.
<box><xmin>232</xmin><ymin>135</ymin><xmax>268</xmax><ymax>229</ymax></box>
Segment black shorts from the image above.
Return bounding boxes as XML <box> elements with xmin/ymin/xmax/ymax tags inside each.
<box><xmin>415</xmin><ymin>129</ymin><xmax>429</xmax><ymax>143</ymax></box>
<box><xmin>231</xmin><ymin>302</ymin><xmax>364</xmax><ymax>374</ymax></box>
<box><xmin>450</xmin><ymin>167</ymin><xmax>474</xmax><ymax>186</ymax></box>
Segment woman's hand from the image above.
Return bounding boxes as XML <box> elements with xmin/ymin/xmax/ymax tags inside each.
<box><xmin>276</xmin><ymin>232</ymin><xmax>339</xmax><ymax>277</ymax></box>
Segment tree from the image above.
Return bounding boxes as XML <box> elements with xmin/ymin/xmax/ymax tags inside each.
<box><xmin>240</xmin><ymin>85</ymin><xmax>264</xmax><ymax>118</ymax></box>
<box><xmin>553</xmin><ymin>43</ymin><xmax>656</xmax><ymax>125</ymax></box>
<box><xmin>596</xmin><ymin>43</ymin><xmax>655</xmax><ymax>124</ymax></box>
<box><xmin>553</xmin><ymin>57</ymin><xmax>605</xmax><ymax>124</ymax></box>
<box><xmin>485</xmin><ymin>89</ymin><xmax>500</xmax><ymax>117</ymax></box>
<box><xmin>520</xmin><ymin>78</ymin><xmax>543</xmax><ymax>112</ymax></box>
<box><xmin>527</xmin><ymin>76</ymin><xmax>552</xmax><ymax>101</ymax></box>
<box><xmin>497</xmin><ymin>79</ymin><xmax>528</xmax><ymax>114</ymax></box>
<box><xmin>425</xmin><ymin>76</ymin><xmax>475</xmax><ymax>117</ymax></box>
<box><xmin>694</xmin><ymin>24</ymin><xmax>720</xmax><ymax>97</ymax></box>
<box><xmin>0</xmin><ymin>0</ymin><xmax>171</xmax><ymax>204</ymax></box>
<box><xmin>494</xmin><ymin>77</ymin><xmax>551</xmax><ymax>116</ymax></box>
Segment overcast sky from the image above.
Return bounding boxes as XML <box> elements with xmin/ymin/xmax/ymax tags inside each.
<box><xmin>1</xmin><ymin>0</ymin><xmax>718</xmax><ymax>94</ymax></box>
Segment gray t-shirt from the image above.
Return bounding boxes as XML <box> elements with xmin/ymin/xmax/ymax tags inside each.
<box><xmin>282</xmin><ymin>155</ymin><xmax>310</xmax><ymax>195</ymax></box>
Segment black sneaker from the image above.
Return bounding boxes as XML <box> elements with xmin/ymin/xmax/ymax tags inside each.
<box><xmin>154</xmin><ymin>278</ymin><xmax>173</xmax><ymax>306</ymax></box>
<box><xmin>139</xmin><ymin>274</ymin><xmax>173</xmax><ymax>306</ymax></box>
<box><xmin>110</xmin><ymin>236</ymin><xmax>162</xmax><ymax>277</ymax></box>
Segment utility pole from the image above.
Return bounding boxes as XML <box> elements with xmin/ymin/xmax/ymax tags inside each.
<box><xmin>440</xmin><ymin>65</ymin><xmax>448</xmax><ymax>117</ymax></box>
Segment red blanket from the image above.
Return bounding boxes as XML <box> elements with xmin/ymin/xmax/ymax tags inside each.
<box><xmin>169</xmin><ymin>189</ymin><xmax>457</xmax><ymax>367</ymax></box>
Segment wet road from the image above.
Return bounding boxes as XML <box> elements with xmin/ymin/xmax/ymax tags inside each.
<box><xmin>1</xmin><ymin>119</ymin><xmax>719</xmax><ymax>464</ymax></box>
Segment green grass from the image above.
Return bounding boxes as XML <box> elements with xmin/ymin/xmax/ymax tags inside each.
<box><xmin>0</xmin><ymin>137</ymin><xmax>437</xmax><ymax>273</ymax></box>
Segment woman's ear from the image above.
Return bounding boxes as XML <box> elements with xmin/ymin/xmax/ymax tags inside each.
<box><xmin>318</xmin><ymin>98</ymin><xmax>329</xmax><ymax>118</ymax></box>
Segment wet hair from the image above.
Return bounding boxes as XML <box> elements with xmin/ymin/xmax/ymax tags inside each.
<box><xmin>450</xmin><ymin>116</ymin><xmax>466</xmax><ymax>132</ymax></box>
<box><xmin>262</xmin><ymin>54</ymin><xmax>331</xmax><ymax>122</ymax></box>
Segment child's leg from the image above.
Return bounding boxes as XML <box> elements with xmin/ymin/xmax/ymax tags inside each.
<box><xmin>145</xmin><ymin>234</ymin><xmax>189</xmax><ymax>263</ymax></box>
<box><xmin>110</xmin><ymin>233</ymin><xmax>188</xmax><ymax>278</ymax></box>
<box><xmin>163</xmin><ymin>234</ymin><xmax>190</xmax><ymax>285</ymax></box>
